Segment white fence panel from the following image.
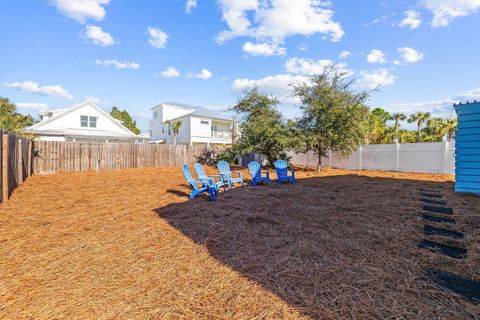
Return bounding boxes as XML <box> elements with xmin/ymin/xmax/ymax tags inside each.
<box><xmin>289</xmin><ymin>141</ymin><xmax>455</xmax><ymax>174</ymax></box>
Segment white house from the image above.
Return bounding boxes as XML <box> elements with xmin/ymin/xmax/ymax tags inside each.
<box><xmin>150</xmin><ymin>102</ymin><xmax>233</xmax><ymax>146</ymax></box>
<box><xmin>25</xmin><ymin>101</ymin><xmax>145</xmax><ymax>143</ymax></box>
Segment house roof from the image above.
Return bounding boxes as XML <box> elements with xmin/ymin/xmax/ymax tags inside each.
<box><xmin>152</xmin><ymin>102</ymin><xmax>232</xmax><ymax>121</ymax></box>
<box><xmin>26</xmin><ymin>100</ymin><xmax>140</xmax><ymax>138</ymax></box>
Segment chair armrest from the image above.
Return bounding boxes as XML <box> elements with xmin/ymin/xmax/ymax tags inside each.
<box><xmin>232</xmin><ymin>171</ymin><xmax>243</xmax><ymax>179</ymax></box>
<box><xmin>208</xmin><ymin>174</ymin><xmax>223</xmax><ymax>182</ymax></box>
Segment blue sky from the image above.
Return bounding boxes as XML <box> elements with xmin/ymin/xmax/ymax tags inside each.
<box><xmin>1</xmin><ymin>0</ymin><xmax>480</xmax><ymax>132</ymax></box>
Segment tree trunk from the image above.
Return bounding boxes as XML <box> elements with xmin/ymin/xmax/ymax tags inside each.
<box><xmin>316</xmin><ymin>147</ymin><xmax>323</xmax><ymax>171</ymax></box>
<box><xmin>417</xmin><ymin>125</ymin><xmax>421</xmax><ymax>142</ymax></box>
<box><xmin>173</xmin><ymin>134</ymin><xmax>177</xmax><ymax>145</ymax></box>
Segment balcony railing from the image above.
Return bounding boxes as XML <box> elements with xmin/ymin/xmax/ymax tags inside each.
<box><xmin>211</xmin><ymin>131</ymin><xmax>231</xmax><ymax>139</ymax></box>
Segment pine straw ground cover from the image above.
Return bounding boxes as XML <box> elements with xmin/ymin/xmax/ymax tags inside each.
<box><xmin>0</xmin><ymin>167</ymin><xmax>479</xmax><ymax>319</ymax></box>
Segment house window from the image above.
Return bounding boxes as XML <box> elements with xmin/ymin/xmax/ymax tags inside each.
<box><xmin>80</xmin><ymin>115</ymin><xmax>97</xmax><ymax>128</ymax></box>
<box><xmin>89</xmin><ymin>116</ymin><xmax>97</xmax><ymax>128</ymax></box>
<box><xmin>200</xmin><ymin>120</ymin><xmax>209</xmax><ymax>125</ymax></box>
<box><xmin>154</xmin><ymin>111</ymin><xmax>158</xmax><ymax>119</ymax></box>
<box><xmin>80</xmin><ymin>115</ymin><xmax>88</xmax><ymax>127</ymax></box>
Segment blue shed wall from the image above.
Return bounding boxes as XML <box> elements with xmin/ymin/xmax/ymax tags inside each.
<box><xmin>454</xmin><ymin>101</ymin><xmax>480</xmax><ymax>194</ymax></box>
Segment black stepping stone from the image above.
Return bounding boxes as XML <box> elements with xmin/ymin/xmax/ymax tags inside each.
<box><xmin>421</xmin><ymin>198</ymin><xmax>447</xmax><ymax>206</ymax></box>
<box><xmin>423</xmin><ymin>205</ymin><xmax>453</xmax><ymax>215</ymax></box>
<box><xmin>421</xmin><ymin>188</ymin><xmax>442</xmax><ymax>193</ymax></box>
<box><xmin>421</xmin><ymin>214</ymin><xmax>456</xmax><ymax>224</ymax></box>
<box><xmin>426</xmin><ymin>268</ymin><xmax>480</xmax><ymax>303</ymax></box>
<box><xmin>421</xmin><ymin>193</ymin><xmax>443</xmax><ymax>198</ymax></box>
<box><xmin>423</xmin><ymin>225</ymin><xmax>464</xmax><ymax>239</ymax></box>
<box><xmin>418</xmin><ymin>239</ymin><xmax>467</xmax><ymax>259</ymax></box>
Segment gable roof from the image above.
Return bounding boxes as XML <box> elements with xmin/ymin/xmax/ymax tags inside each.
<box><xmin>153</xmin><ymin>102</ymin><xmax>232</xmax><ymax>121</ymax></box>
<box><xmin>27</xmin><ymin>101</ymin><xmax>138</xmax><ymax>137</ymax></box>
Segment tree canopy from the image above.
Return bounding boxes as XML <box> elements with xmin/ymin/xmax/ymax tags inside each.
<box><xmin>0</xmin><ymin>97</ymin><xmax>37</xmax><ymax>136</ymax></box>
<box><xmin>231</xmin><ymin>87</ymin><xmax>294</xmax><ymax>166</ymax></box>
<box><xmin>292</xmin><ymin>67</ymin><xmax>371</xmax><ymax>170</ymax></box>
<box><xmin>110</xmin><ymin>106</ymin><xmax>141</xmax><ymax>134</ymax></box>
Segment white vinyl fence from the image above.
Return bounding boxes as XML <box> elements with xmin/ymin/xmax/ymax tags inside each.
<box><xmin>289</xmin><ymin>141</ymin><xmax>455</xmax><ymax>174</ymax></box>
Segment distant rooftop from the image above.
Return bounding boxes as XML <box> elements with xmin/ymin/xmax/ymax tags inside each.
<box><xmin>153</xmin><ymin>102</ymin><xmax>232</xmax><ymax>121</ymax></box>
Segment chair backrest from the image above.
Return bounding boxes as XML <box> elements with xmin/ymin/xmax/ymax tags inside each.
<box><xmin>274</xmin><ymin>160</ymin><xmax>288</xmax><ymax>176</ymax></box>
<box><xmin>182</xmin><ymin>164</ymin><xmax>194</xmax><ymax>181</ymax></box>
<box><xmin>217</xmin><ymin>160</ymin><xmax>232</xmax><ymax>179</ymax></box>
<box><xmin>194</xmin><ymin>163</ymin><xmax>207</xmax><ymax>178</ymax></box>
<box><xmin>248</xmin><ymin>161</ymin><xmax>261</xmax><ymax>178</ymax></box>
<box><xmin>182</xmin><ymin>164</ymin><xmax>203</xmax><ymax>190</ymax></box>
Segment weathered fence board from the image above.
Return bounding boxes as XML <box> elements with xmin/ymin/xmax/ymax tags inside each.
<box><xmin>33</xmin><ymin>141</ymin><xmax>207</xmax><ymax>174</ymax></box>
<box><xmin>0</xmin><ymin>131</ymin><xmax>32</xmax><ymax>203</ymax></box>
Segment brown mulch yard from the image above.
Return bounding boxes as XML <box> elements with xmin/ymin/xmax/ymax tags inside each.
<box><xmin>0</xmin><ymin>167</ymin><xmax>479</xmax><ymax>319</ymax></box>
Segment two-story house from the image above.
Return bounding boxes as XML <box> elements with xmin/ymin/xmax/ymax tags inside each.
<box><xmin>150</xmin><ymin>102</ymin><xmax>233</xmax><ymax>146</ymax></box>
<box><xmin>25</xmin><ymin>101</ymin><xmax>145</xmax><ymax>143</ymax></box>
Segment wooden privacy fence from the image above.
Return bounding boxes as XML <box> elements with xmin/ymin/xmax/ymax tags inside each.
<box><xmin>33</xmin><ymin>141</ymin><xmax>207</xmax><ymax>174</ymax></box>
<box><xmin>1</xmin><ymin>130</ymin><xmax>34</xmax><ymax>203</ymax></box>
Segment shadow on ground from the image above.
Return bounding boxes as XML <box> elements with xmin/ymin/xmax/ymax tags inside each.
<box><xmin>155</xmin><ymin>174</ymin><xmax>480</xmax><ymax>319</ymax></box>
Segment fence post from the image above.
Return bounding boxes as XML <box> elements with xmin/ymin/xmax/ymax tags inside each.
<box><xmin>358</xmin><ymin>146</ymin><xmax>363</xmax><ymax>170</ymax></box>
<box><xmin>27</xmin><ymin>140</ymin><xmax>32</xmax><ymax>178</ymax></box>
<box><xmin>2</xmin><ymin>134</ymin><xmax>9</xmax><ymax>201</ymax></box>
<box><xmin>394</xmin><ymin>141</ymin><xmax>400</xmax><ymax>171</ymax></box>
<box><xmin>17</xmin><ymin>139</ymin><xmax>23</xmax><ymax>184</ymax></box>
<box><xmin>442</xmin><ymin>139</ymin><xmax>448</xmax><ymax>174</ymax></box>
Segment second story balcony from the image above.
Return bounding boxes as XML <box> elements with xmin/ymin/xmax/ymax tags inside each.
<box><xmin>211</xmin><ymin>130</ymin><xmax>232</xmax><ymax>139</ymax></box>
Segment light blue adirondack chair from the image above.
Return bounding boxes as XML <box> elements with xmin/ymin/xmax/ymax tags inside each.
<box><xmin>248</xmin><ymin>161</ymin><xmax>270</xmax><ymax>186</ymax></box>
<box><xmin>194</xmin><ymin>163</ymin><xmax>227</xmax><ymax>193</ymax></box>
<box><xmin>274</xmin><ymin>160</ymin><xmax>296</xmax><ymax>184</ymax></box>
<box><xmin>217</xmin><ymin>160</ymin><xmax>244</xmax><ymax>189</ymax></box>
<box><xmin>182</xmin><ymin>164</ymin><xmax>215</xmax><ymax>202</ymax></box>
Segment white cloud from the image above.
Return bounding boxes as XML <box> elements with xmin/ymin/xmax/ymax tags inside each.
<box><xmin>84</xmin><ymin>25</ymin><xmax>114</xmax><ymax>46</ymax></box>
<box><xmin>356</xmin><ymin>69</ymin><xmax>396</xmax><ymax>89</ymax></box>
<box><xmin>147</xmin><ymin>27</ymin><xmax>168</xmax><ymax>49</ymax></box>
<box><xmin>397</xmin><ymin>47</ymin><xmax>425</xmax><ymax>64</ymax></box>
<box><xmin>284</xmin><ymin>57</ymin><xmax>353</xmax><ymax>77</ymax></box>
<box><xmin>242</xmin><ymin>41</ymin><xmax>286</xmax><ymax>56</ymax></box>
<box><xmin>231</xmin><ymin>73</ymin><xmax>309</xmax><ymax>104</ymax></box>
<box><xmin>386</xmin><ymin>87</ymin><xmax>480</xmax><ymax>118</ymax></box>
<box><xmin>16</xmin><ymin>102</ymin><xmax>50</xmax><ymax>113</ymax></box>
<box><xmin>95</xmin><ymin>59</ymin><xmax>140</xmax><ymax>69</ymax></box>
<box><xmin>196</xmin><ymin>69</ymin><xmax>213</xmax><ymax>79</ymax></box>
<box><xmin>49</xmin><ymin>0</ymin><xmax>110</xmax><ymax>23</ymax></box>
<box><xmin>422</xmin><ymin>0</ymin><xmax>480</xmax><ymax>27</ymax></box>
<box><xmin>4</xmin><ymin>81</ymin><xmax>73</xmax><ymax>99</ymax></box>
<box><xmin>367</xmin><ymin>49</ymin><xmax>387</xmax><ymax>64</ymax></box>
<box><xmin>339</xmin><ymin>50</ymin><xmax>351</xmax><ymax>59</ymax></box>
<box><xmin>187</xmin><ymin>69</ymin><xmax>213</xmax><ymax>80</ymax></box>
<box><xmin>216</xmin><ymin>0</ymin><xmax>344</xmax><ymax>44</ymax></box>
<box><xmin>158</xmin><ymin>67</ymin><xmax>181</xmax><ymax>78</ymax></box>
<box><xmin>185</xmin><ymin>0</ymin><xmax>197</xmax><ymax>13</ymax></box>
<box><xmin>398</xmin><ymin>10</ymin><xmax>422</xmax><ymax>29</ymax></box>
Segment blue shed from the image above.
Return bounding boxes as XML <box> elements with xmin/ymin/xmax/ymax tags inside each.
<box><xmin>454</xmin><ymin>101</ymin><xmax>480</xmax><ymax>195</ymax></box>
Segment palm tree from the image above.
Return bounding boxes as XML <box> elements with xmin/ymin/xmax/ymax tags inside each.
<box><xmin>167</xmin><ymin>120</ymin><xmax>182</xmax><ymax>145</ymax></box>
<box><xmin>389</xmin><ymin>113</ymin><xmax>406</xmax><ymax>142</ymax></box>
<box><xmin>446</xmin><ymin>118</ymin><xmax>457</xmax><ymax>141</ymax></box>
<box><xmin>408</xmin><ymin>111</ymin><xmax>431</xmax><ymax>142</ymax></box>
<box><xmin>427</xmin><ymin>117</ymin><xmax>448</xmax><ymax>141</ymax></box>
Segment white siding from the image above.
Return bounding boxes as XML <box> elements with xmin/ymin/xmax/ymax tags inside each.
<box><xmin>40</xmin><ymin>104</ymin><xmax>129</xmax><ymax>135</ymax></box>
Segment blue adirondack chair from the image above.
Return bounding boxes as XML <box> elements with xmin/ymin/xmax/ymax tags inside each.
<box><xmin>274</xmin><ymin>160</ymin><xmax>296</xmax><ymax>184</ymax></box>
<box><xmin>182</xmin><ymin>164</ymin><xmax>215</xmax><ymax>202</ymax></box>
<box><xmin>248</xmin><ymin>161</ymin><xmax>270</xmax><ymax>186</ymax></box>
<box><xmin>217</xmin><ymin>160</ymin><xmax>244</xmax><ymax>189</ymax></box>
<box><xmin>194</xmin><ymin>163</ymin><xmax>227</xmax><ymax>193</ymax></box>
